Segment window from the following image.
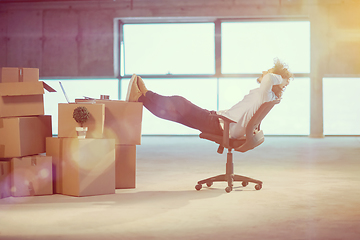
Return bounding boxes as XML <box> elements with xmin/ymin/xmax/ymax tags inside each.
<box><xmin>43</xmin><ymin>19</ymin><xmax>312</xmax><ymax>136</ymax></box>
<box><xmin>323</xmin><ymin>78</ymin><xmax>360</xmax><ymax>135</ymax></box>
<box><xmin>121</xmin><ymin>20</ymin><xmax>310</xmax><ymax>135</ymax></box>
<box><xmin>222</xmin><ymin>21</ymin><xmax>310</xmax><ymax>74</ymax></box>
<box><xmin>123</xmin><ymin>23</ymin><xmax>215</xmax><ymax>75</ymax></box>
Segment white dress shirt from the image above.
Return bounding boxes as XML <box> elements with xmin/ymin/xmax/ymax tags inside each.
<box><xmin>217</xmin><ymin>73</ymin><xmax>283</xmax><ymax>139</ymax></box>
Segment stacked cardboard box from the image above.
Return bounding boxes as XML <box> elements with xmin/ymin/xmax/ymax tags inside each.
<box><xmin>46</xmin><ymin>99</ymin><xmax>143</xmax><ymax>196</ymax></box>
<box><xmin>46</xmin><ymin>102</ymin><xmax>114</xmax><ymax>197</ymax></box>
<box><xmin>76</xmin><ymin>99</ymin><xmax>143</xmax><ymax>189</ymax></box>
<box><xmin>0</xmin><ymin>161</ymin><xmax>10</xmax><ymax>199</ymax></box>
<box><xmin>78</xmin><ymin>99</ymin><xmax>143</xmax><ymax>189</ymax></box>
<box><xmin>47</xmin><ymin>137</ymin><xmax>116</xmax><ymax>197</ymax></box>
<box><xmin>0</xmin><ymin>67</ymin><xmax>55</xmax><ymax>198</ymax></box>
<box><xmin>46</xmin><ymin>102</ymin><xmax>116</xmax><ymax>197</ymax></box>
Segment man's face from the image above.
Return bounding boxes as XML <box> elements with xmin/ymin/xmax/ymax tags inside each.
<box><xmin>279</xmin><ymin>78</ymin><xmax>290</xmax><ymax>89</ymax></box>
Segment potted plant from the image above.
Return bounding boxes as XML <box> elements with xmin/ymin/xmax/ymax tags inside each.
<box><xmin>73</xmin><ymin>106</ymin><xmax>90</xmax><ymax>139</ymax></box>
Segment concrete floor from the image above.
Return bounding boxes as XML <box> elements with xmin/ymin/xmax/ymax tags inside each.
<box><xmin>0</xmin><ymin>136</ymin><xmax>360</xmax><ymax>240</ymax></box>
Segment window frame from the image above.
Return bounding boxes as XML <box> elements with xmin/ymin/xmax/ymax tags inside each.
<box><xmin>117</xmin><ymin>17</ymin><xmax>310</xmax><ymax>81</ymax></box>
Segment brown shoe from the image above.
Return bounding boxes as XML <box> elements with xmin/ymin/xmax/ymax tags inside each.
<box><xmin>126</xmin><ymin>74</ymin><xmax>142</xmax><ymax>102</ymax></box>
<box><xmin>137</xmin><ymin>76</ymin><xmax>148</xmax><ymax>95</ymax></box>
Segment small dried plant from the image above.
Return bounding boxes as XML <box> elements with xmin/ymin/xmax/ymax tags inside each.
<box><xmin>73</xmin><ymin>106</ymin><xmax>90</xmax><ymax>127</ymax></box>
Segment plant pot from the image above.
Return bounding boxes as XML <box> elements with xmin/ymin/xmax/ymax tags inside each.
<box><xmin>76</xmin><ymin>127</ymin><xmax>88</xmax><ymax>139</ymax></box>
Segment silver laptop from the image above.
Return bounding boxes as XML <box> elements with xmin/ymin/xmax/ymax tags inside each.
<box><xmin>59</xmin><ymin>81</ymin><xmax>70</xmax><ymax>103</ymax></box>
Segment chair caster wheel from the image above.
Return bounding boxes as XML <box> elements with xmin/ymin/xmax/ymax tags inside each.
<box><xmin>195</xmin><ymin>184</ymin><xmax>202</xmax><ymax>191</ymax></box>
<box><xmin>255</xmin><ymin>184</ymin><xmax>262</xmax><ymax>190</ymax></box>
<box><xmin>225</xmin><ymin>186</ymin><xmax>232</xmax><ymax>193</ymax></box>
<box><xmin>206</xmin><ymin>182</ymin><xmax>213</xmax><ymax>187</ymax></box>
<box><xmin>242</xmin><ymin>181</ymin><xmax>248</xmax><ymax>187</ymax></box>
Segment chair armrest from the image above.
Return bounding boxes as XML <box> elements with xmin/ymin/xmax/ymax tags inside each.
<box><xmin>209</xmin><ymin>113</ymin><xmax>237</xmax><ymax>149</ymax></box>
<box><xmin>209</xmin><ymin>113</ymin><xmax>237</xmax><ymax>124</ymax></box>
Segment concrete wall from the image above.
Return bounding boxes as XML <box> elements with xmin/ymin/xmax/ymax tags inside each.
<box><xmin>0</xmin><ymin>0</ymin><xmax>359</xmax><ymax>77</ymax></box>
<box><xmin>0</xmin><ymin>6</ymin><xmax>115</xmax><ymax>77</ymax></box>
<box><xmin>1</xmin><ymin>0</ymin><xmax>360</xmax><ymax>77</ymax></box>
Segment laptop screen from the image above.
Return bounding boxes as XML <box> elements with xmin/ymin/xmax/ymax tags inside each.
<box><xmin>59</xmin><ymin>81</ymin><xmax>70</xmax><ymax>103</ymax></box>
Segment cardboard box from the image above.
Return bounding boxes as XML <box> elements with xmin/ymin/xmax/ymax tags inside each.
<box><xmin>58</xmin><ymin>103</ymin><xmax>105</xmax><ymax>139</ymax></box>
<box><xmin>100</xmin><ymin>100</ymin><xmax>142</xmax><ymax>145</ymax></box>
<box><xmin>46</xmin><ymin>138</ymin><xmax>135</xmax><ymax>191</ymax></box>
<box><xmin>21</xmin><ymin>68</ymin><xmax>40</xmax><ymax>82</ymax></box>
<box><xmin>0</xmin><ymin>67</ymin><xmax>19</xmax><ymax>83</ymax></box>
<box><xmin>0</xmin><ymin>115</ymin><xmax>53</xmax><ymax>158</ymax></box>
<box><xmin>10</xmin><ymin>155</ymin><xmax>53</xmax><ymax>197</ymax></box>
<box><xmin>46</xmin><ymin>137</ymin><xmax>63</xmax><ymax>194</ymax></box>
<box><xmin>0</xmin><ymin>160</ymin><xmax>11</xmax><ymax>199</ymax></box>
<box><xmin>0</xmin><ymin>81</ymin><xmax>56</xmax><ymax>118</ymax></box>
<box><xmin>115</xmin><ymin>145</ymin><xmax>136</xmax><ymax>189</ymax></box>
<box><xmin>62</xmin><ymin>138</ymin><xmax>115</xmax><ymax>197</ymax></box>
<box><xmin>0</xmin><ymin>67</ymin><xmax>39</xmax><ymax>83</ymax></box>
<box><xmin>76</xmin><ymin>99</ymin><xmax>143</xmax><ymax>145</ymax></box>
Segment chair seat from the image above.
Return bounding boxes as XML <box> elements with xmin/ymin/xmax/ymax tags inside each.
<box><xmin>199</xmin><ymin>132</ymin><xmax>246</xmax><ymax>149</ymax></box>
<box><xmin>200</xmin><ymin>130</ymin><xmax>264</xmax><ymax>153</ymax></box>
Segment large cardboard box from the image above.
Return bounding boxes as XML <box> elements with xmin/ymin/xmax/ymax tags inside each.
<box><xmin>46</xmin><ymin>137</ymin><xmax>63</xmax><ymax>194</ymax></box>
<box><xmin>62</xmin><ymin>138</ymin><xmax>115</xmax><ymax>197</ymax></box>
<box><xmin>76</xmin><ymin>99</ymin><xmax>143</xmax><ymax>145</ymax></box>
<box><xmin>10</xmin><ymin>155</ymin><xmax>53</xmax><ymax>197</ymax></box>
<box><xmin>58</xmin><ymin>103</ymin><xmax>105</xmax><ymax>139</ymax></box>
<box><xmin>46</xmin><ymin>138</ymin><xmax>134</xmax><ymax>192</ymax></box>
<box><xmin>0</xmin><ymin>81</ymin><xmax>56</xmax><ymax>118</ymax></box>
<box><xmin>0</xmin><ymin>160</ymin><xmax>11</xmax><ymax>199</ymax></box>
<box><xmin>115</xmin><ymin>145</ymin><xmax>136</xmax><ymax>189</ymax></box>
<box><xmin>0</xmin><ymin>115</ymin><xmax>52</xmax><ymax>158</ymax></box>
<box><xmin>0</xmin><ymin>67</ymin><xmax>39</xmax><ymax>83</ymax></box>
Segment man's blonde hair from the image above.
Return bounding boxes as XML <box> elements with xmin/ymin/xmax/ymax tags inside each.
<box><xmin>269</xmin><ymin>58</ymin><xmax>293</xmax><ymax>80</ymax></box>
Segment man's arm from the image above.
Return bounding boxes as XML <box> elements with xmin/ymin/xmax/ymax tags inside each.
<box><xmin>259</xmin><ymin>73</ymin><xmax>283</xmax><ymax>94</ymax></box>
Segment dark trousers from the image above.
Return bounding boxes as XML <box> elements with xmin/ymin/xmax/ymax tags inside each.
<box><xmin>139</xmin><ymin>91</ymin><xmax>223</xmax><ymax>135</ymax></box>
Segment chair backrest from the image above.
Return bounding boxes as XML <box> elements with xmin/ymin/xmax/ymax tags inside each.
<box><xmin>235</xmin><ymin>99</ymin><xmax>280</xmax><ymax>153</ymax></box>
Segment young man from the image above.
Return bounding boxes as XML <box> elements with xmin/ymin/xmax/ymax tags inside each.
<box><xmin>126</xmin><ymin>59</ymin><xmax>293</xmax><ymax>139</ymax></box>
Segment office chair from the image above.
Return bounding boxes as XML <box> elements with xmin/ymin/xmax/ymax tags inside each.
<box><xmin>195</xmin><ymin>100</ymin><xmax>280</xmax><ymax>193</ymax></box>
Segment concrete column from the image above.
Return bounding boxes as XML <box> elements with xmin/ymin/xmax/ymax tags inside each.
<box><xmin>309</xmin><ymin>4</ymin><xmax>328</xmax><ymax>138</ymax></box>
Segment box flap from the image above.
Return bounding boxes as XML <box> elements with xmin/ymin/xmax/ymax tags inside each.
<box><xmin>42</xmin><ymin>82</ymin><xmax>56</xmax><ymax>92</ymax></box>
<box><xmin>0</xmin><ymin>81</ymin><xmax>55</xmax><ymax>96</ymax></box>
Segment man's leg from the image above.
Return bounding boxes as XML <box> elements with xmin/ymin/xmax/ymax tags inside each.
<box><xmin>138</xmin><ymin>91</ymin><xmax>222</xmax><ymax>135</ymax></box>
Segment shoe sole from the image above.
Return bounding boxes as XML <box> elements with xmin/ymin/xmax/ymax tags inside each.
<box><xmin>137</xmin><ymin>76</ymin><xmax>147</xmax><ymax>94</ymax></box>
<box><xmin>125</xmin><ymin>74</ymin><xmax>137</xmax><ymax>101</ymax></box>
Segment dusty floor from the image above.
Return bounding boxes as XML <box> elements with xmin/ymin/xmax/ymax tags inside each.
<box><xmin>0</xmin><ymin>136</ymin><xmax>360</xmax><ymax>240</ymax></box>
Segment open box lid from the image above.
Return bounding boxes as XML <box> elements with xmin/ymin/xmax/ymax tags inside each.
<box><xmin>0</xmin><ymin>81</ymin><xmax>56</xmax><ymax>96</ymax></box>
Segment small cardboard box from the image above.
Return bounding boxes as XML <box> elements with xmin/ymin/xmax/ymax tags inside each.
<box><xmin>76</xmin><ymin>99</ymin><xmax>143</xmax><ymax>145</ymax></box>
<box><xmin>115</xmin><ymin>145</ymin><xmax>136</xmax><ymax>189</ymax></box>
<box><xmin>0</xmin><ymin>67</ymin><xmax>39</xmax><ymax>83</ymax></box>
<box><xmin>62</xmin><ymin>138</ymin><xmax>115</xmax><ymax>197</ymax></box>
<box><xmin>46</xmin><ymin>137</ymin><xmax>63</xmax><ymax>194</ymax></box>
<box><xmin>0</xmin><ymin>160</ymin><xmax>11</xmax><ymax>199</ymax></box>
<box><xmin>10</xmin><ymin>155</ymin><xmax>53</xmax><ymax>197</ymax></box>
<box><xmin>0</xmin><ymin>115</ymin><xmax>53</xmax><ymax>158</ymax></box>
<box><xmin>21</xmin><ymin>68</ymin><xmax>40</xmax><ymax>82</ymax></box>
<box><xmin>0</xmin><ymin>67</ymin><xmax>19</xmax><ymax>83</ymax></box>
<box><xmin>0</xmin><ymin>81</ymin><xmax>56</xmax><ymax>118</ymax></box>
<box><xmin>58</xmin><ymin>103</ymin><xmax>105</xmax><ymax>139</ymax></box>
